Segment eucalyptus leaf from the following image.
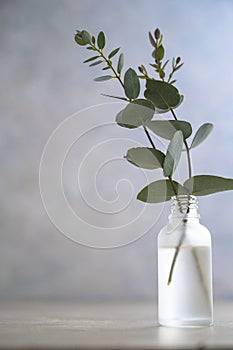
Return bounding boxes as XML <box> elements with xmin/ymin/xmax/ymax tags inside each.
<box><xmin>117</xmin><ymin>53</ymin><xmax>124</xmax><ymax>74</ymax></box>
<box><xmin>83</xmin><ymin>56</ymin><xmax>100</xmax><ymax>63</ymax></box>
<box><xmin>137</xmin><ymin>179</ymin><xmax>187</xmax><ymax>203</ymax></box>
<box><xmin>124</xmin><ymin>68</ymin><xmax>140</xmax><ymax>100</ymax></box>
<box><xmin>81</xmin><ymin>30</ymin><xmax>92</xmax><ymax>44</ymax></box>
<box><xmin>149</xmin><ymin>32</ymin><xmax>156</xmax><ymax>48</ymax></box>
<box><xmin>101</xmin><ymin>93</ymin><xmax>128</xmax><ymax>101</ymax></box>
<box><xmin>162</xmin><ymin>59</ymin><xmax>169</xmax><ymax>70</ymax></box>
<box><xmin>152</xmin><ymin>94</ymin><xmax>184</xmax><ymax>114</ymax></box>
<box><xmin>125</xmin><ymin>147</ymin><xmax>165</xmax><ymax>169</ymax></box>
<box><xmin>89</xmin><ymin>60</ymin><xmax>103</xmax><ymax>67</ymax></box>
<box><xmin>163</xmin><ymin>130</ymin><xmax>183</xmax><ymax>177</ymax></box>
<box><xmin>190</xmin><ymin>123</ymin><xmax>214</xmax><ymax>149</ymax></box>
<box><xmin>97</xmin><ymin>31</ymin><xmax>105</xmax><ymax>49</ymax></box>
<box><xmin>146</xmin><ymin>120</ymin><xmax>192</xmax><ymax>140</ymax></box>
<box><xmin>175</xmin><ymin>63</ymin><xmax>184</xmax><ymax>71</ymax></box>
<box><xmin>153</xmin><ymin>45</ymin><xmax>165</xmax><ymax>60</ymax></box>
<box><xmin>176</xmin><ymin>94</ymin><xmax>184</xmax><ymax>108</ymax></box>
<box><xmin>118</xmin><ymin>99</ymin><xmax>155</xmax><ymax>128</ymax></box>
<box><xmin>108</xmin><ymin>47</ymin><xmax>120</xmax><ymax>59</ymax></box>
<box><xmin>94</xmin><ymin>75</ymin><xmax>112</xmax><ymax>82</ymax></box>
<box><xmin>183</xmin><ymin>175</ymin><xmax>233</xmax><ymax>196</ymax></box>
<box><xmin>115</xmin><ymin>109</ymin><xmax>137</xmax><ymax>129</ymax></box>
<box><xmin>75</xmin><ymin>32</ymin><xmax>86</xmax><ymax>46</ymax></box>
<box><xmin>144</xmin><ymin>80</ymin><xmax>181</xmax><ymax>110</ymax></box>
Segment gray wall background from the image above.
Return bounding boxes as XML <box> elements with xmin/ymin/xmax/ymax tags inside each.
<box><xmin>1</xmin><ymin>0</ymin><xmax>233</xmax><ymax>300</ymax></box>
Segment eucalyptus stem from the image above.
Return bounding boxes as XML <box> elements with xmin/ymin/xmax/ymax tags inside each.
<box><xmin>168</xmin><ymin>175</ymin><xmax>178</xmax><ymax>196</ymax></box>
<box><xmin>170</xmin><ymin>108</ymin><xmax>192</xmax><ymax>178</ymax></box>
<box><xmin>167</xmin><ymin>108</ymin><xmax>192</xmax><ymax>285</ymax></box>
<box><xmin>167</xmin><ymin>233</ymin><xmax>184</xmax><ymax>285</ymax></box>
<box><xmin>143</xmin><ymin>126</ymin><xmax>156</xmax><ymax>149</ymax></box>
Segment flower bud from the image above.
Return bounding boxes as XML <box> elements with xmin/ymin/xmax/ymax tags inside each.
<box><xmin>176</xmin><ymin>57</ymin><xmax>181</xmax><ymax>64</ymax></box>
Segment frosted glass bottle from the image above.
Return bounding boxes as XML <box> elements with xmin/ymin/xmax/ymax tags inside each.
<box><xmin>158</xmin><ymin>195</ymin><xmax>213</xmax><ymax>327</ymax></box>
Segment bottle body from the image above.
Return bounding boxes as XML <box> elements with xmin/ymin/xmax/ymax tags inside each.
<box><xmin>157</xmin><ymin>196</ymin><xmax>213</xmax><ymax>327</ymax></box>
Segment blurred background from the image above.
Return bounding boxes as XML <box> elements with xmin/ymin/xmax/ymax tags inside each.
<box><xmin>1</xmin><ymin>0</ymin><xmax>233</xmax><ymax>301</ymax></box>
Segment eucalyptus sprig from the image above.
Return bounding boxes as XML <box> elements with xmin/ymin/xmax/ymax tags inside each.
<box><xmin>74</xmin><ymin>28</ymin><xmax>233</xmax><ymax>284</ymax></box>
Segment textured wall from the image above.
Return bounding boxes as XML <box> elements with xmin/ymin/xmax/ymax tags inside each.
<box><xmin>1</xmin><ymin>0</ymin><xmax>233</xmax><ymax>300</ymax></box>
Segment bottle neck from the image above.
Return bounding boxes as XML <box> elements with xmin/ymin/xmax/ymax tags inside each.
<box><xmin>169</xmin><ymin>195</ymin><xmax>200</xmax><ymax>221</ymax></box>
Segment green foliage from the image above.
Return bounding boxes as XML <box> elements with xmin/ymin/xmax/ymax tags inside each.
<box><xmin>93</xmin><ymin>75</ymin><xmax>112</xmax><ymax>82</ymax></box>
<box><xmin>116</xmin><ymin>99</ymin><xmax>154</xmax><ymax>128</ymax></box>
<box><xmin>83</xmin><ymin>56</ymin><xmax>100</xmax><ymax>63</ymax></box>
<box><xmin>163</xmin><ymin>131</ymin><xmax>183</xmax><ymax>177</ymax></box>
<box><xmin>146</xmin><ymin>120</ymin><xmax>192</xmax><ymax>140</ymax></box>
<box><xmin>125</xmin><ymin>147</ymin><xmax>165</xmax><ymax>169</ymax></box>
<box><xmin>183</xmin><ymin>175</ymin><xmax>233</xmax><ymax>196</ymax></box>
<box><xmin>101</xmin><ymin>94</ymin><xmax>128</xmax><ymax>101</ymax></box>
<box><xmin>75</xmin><ymin>31</ymin><xmax>86</xmax><ymax>46</ymax></box>
<box><xmin>74</xmin><ymin>27</ymin><xmax>233</xmax><ymax>203</ymax></box>
<box><xmin>89</xmin><ymin>60</ymin><xmax>103</xmax><ymax>67</ymax></box>
<box><xmin>81</xmin><ymin>30</ymin><xmax>92</xmax><ymax>44</ymax></box>
<box><xmin>97</xmin><ymin>31</ymin><xmax>105</xmax><ymax>49</ymax></box>
<box><xmin>108</xmin><ymin>47</ymin><xmax>120</xmax><ymax>59</ymax></box>
<box><xmin>115</xmin><ymin>110</ymin><xmax>137</xmax><ymax>129</ymax></box>
<box><xmin>137</xmin><ymin>180</ymin><xmax>187</xmax><ymax>203</ymax></box>
<box><xmin>190</xmin><ymin>123</ymin><xmax>214</xmax><ymax>149</ymax></box>
<box><xmin>144</xmin><ymin>80</ymin><xmax>181</xmax><ymax>110</ymax></box>
<box><xmin>153</xmin><ymin>45</ymin><xmax>165</xmax><ymax>60</ymax></box>
<box><xmin>117</xmin><ymin>53</ymin><xmax>124</xmax><ymax>74</ymax></box>
<box><xmin>124</xmin><ymin>68</ymin><xmax>140</xmax><ymax>100</ymax></box>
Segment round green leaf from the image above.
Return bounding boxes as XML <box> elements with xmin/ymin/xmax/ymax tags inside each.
<box><xmin>146</xmin><ymin>120</ymin><xmax>192</xmax><ymax>140</ymax></box>
<box><xmin>163</xmin><ymin>130</ymin><xmax>183</xmax><ymax>177</ymax></box>
<box><xmin>137</xmin><ymin>179</ymin><xmax>186</xmax><ymax>203</ymax></box>
<box><xmin>190</xmin><ymin>123</ymin><xmax>214</xmax><ymax>149</ymax></box>
<box><xmin>125</xmin><ymin>147</ymin><xmax>165</xmax><ymax>169</ymax></box>
<box><xmin>183</xmin><ymin>175</ymin><xmax>233</xmax><ymax>196</ymax></box>
<box><xmin>115</xmin><ymin>109</ymin><xmax>137</xmax><ymax>129</ymax></box>
<box><xmin>97</xmin><ymin>31</ymin><xmax>105</xmax><ymax>49</ymax></box>
<box><xmin>124</xmin><ymin>68</ymin><xmax>140</xmax><ymax>100</ymax></box>
<box><xmin>144</xmin><ymin>80</ymin><xmax>181</xmax><ymax>110</ymax></box>
<box><xmin>118</xmin><ymin>99</ymin><xmax>154</xmax><ymax>128</ymax></box>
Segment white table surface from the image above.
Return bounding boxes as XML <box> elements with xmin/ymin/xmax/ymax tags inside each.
<box><xmin>0</xmin><ymin>301</ymin><xmax>232</xmax><ymax>349</ymax></box>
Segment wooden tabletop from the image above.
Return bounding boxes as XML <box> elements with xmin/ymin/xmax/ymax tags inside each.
<box><xmin>0</xmin><ymin>301</ymin><xmax>232</xmax><ymax>349</ymax></box>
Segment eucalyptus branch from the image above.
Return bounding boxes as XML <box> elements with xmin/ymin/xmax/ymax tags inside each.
<box><xmin>167</xmin><ymin>57</ymin><xmax>184</xmax><ymax>84</ymax></box>
<box><xmin>74</xmin><ymin>28</ymin><xmax>230</xmax><ymax>295</ymax></box>
<box><xmin>89</xmin><ymin>43</ymin><xmax>125</xmax><ymax>90</ymax></box>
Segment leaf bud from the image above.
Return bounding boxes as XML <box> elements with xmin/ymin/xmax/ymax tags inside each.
<box><xmin>176</xmin><ymin>57</ymin><xmax>181</xmax><ymax>64</ymax></box>
<box><xmin>154</xmin><ymin>28</ymin><xmax>161</xmax><ymax>40</ymax></box>
<box><xmin>149</xmin><ymin>32</ymin><xmax>157</xmax><ymax>48</ymax></box>
<box><xmin>138</xmin><ymin>66</ymin><xmax>143</xmax><ymax>74</ymax></box>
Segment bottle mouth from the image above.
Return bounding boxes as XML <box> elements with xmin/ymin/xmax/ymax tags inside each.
<box><xmin>170</xmin><ymin>195</ymin><xmax>199</xmax><ymax>218</ymax></box>
<box><xmin>171</xmin><ymin>194</ymin><xmax>197</xmax><ymax>202</ymax></box>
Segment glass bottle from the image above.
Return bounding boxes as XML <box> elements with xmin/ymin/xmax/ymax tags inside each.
<box><xmin>158</xmin><ymin>195</ymin><xmax>213</xmax><ymax>327</ymax></box>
